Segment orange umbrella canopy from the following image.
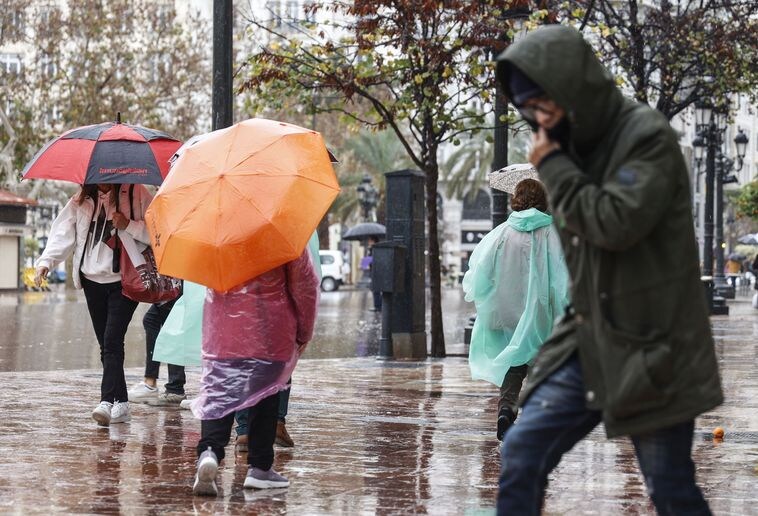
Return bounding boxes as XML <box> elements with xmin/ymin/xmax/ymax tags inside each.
<box><xmin>145</xmin><ymin>119</ymin><xmax>340</xmax><ymax>292</ymax></box>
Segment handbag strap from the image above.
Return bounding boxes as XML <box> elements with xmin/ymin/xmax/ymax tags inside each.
<box><xmin>112</xmin><ymin>184</ymin><xmax>137</xmax><ymax>273</ymax></box>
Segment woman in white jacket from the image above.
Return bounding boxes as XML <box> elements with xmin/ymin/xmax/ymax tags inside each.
<box><xmin>35</xmin><ymin>183</ymin><xmax>153</xmax><ymax>426</ymax></box>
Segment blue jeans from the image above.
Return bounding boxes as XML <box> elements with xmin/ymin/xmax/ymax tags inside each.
<box><xmin>498</xmin><ymin>354</ymin><xmax>711</xmax><ymax>516</ymax></box>
<box><xmin>235</xmin><ymin>379</ymin><xmax>291</xmax><ymax>436</ymax></box>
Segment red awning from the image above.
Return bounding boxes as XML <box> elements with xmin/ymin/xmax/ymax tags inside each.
<box><xmin>0</xmin><ymin>189</ymin><xmax>38</xmax><ymax>206</ymax></box>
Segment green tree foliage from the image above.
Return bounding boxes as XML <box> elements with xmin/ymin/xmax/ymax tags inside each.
<box><xmin>443</xmin><ymin>124</ymin><xmax>530</xmax><ymax>201</ymax></box>
<box><xmin>0</xmin><ymin>0</ymin><xmax>210</xmax><ymax>190</ymax></box>
<box><xmin>551</xmin><ymin>0</ymin><xmax>758</xmax><ymax>119</ymax></box>
<box><xmin>330</xmin><ymin>130</ymin><xmax>413</xmax><ymax>223</ymax></box>
<box><xmin>735</xmin><ymin>181</ymin><xmax>758</xmax><ymax>221</ymax></box>
<box><xmin>241</xmin><ymin>0</ymin><xmax>519</xmax><ymax>356</ymax></box>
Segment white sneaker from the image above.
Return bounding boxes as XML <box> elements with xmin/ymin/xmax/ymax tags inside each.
<box><xmin>180</xmin><ymin>398</ymin><xmax>194</xmax><ymax>410</ymax></box>
<box><xmin>92</xmin><ymin>401</ymin><xmax>113</xmax><ymax>426</ymax></box>
<box><xmin>111</xmin><ymin>401</ymin><xmax>131</xmax><ymax>424</ymax></box>
<box><xmin>193</xmin><ymin>448</ymin><xmax>219</xmax><ymax>496</ymax></box>
<box><xmin>128</xmin><ymin>382</ymin><xmax>158</xmax><ymax>404</ymax></box>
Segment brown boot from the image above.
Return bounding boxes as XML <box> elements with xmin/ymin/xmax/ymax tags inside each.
<box><xmin>275</xmin><ymin>420</ymin><xmax>294</xmax><ymax>447</ymax></box>
<box><xmin>235</xmin><ymin>434</ymin><xmax>248</xmax><ymax>453</ymax></box>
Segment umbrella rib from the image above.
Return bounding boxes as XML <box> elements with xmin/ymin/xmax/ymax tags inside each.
<box><xmin>226</xmin><ymin>134</ymin><xmax>286</xmax><ymax>172</ymax></box>
<box><xmin>225</xmin><ymin>171</ymin><xmax>339</xmax><ymax>190</ymax></box>
<box><xmin>222</xmin><ymin>179</ymin><xmax>299</xmax><ymax>255</ymax></box>
<box><xmin>160</xmin><ymin>178</ymin><xmax>219</xmax><ymax>243</ymax></box>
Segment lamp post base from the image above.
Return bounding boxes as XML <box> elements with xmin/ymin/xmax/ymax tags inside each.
<box><xmin>711</xmin><ymin>296</ymin><xmax>729</xmax><ymax>315</ymax></box>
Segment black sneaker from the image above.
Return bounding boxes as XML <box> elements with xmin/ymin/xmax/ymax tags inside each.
<box><xmin>497</xmin><ymin>409</ymin><xmax>517</xmax><ymax>441</ymax></box>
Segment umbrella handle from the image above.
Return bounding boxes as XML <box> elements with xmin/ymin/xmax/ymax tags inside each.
<box><xmin>116</xmin><ymin>112</ymin><xmax>121</xmax><ymax>124</ymax></box>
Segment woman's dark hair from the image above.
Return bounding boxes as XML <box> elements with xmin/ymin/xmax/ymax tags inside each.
<box><xmin>76</xmin><ymin>184</ymin><xmax>119</xmax><ymax>205</ymax></box>
<box><xmin>510</xmin><ymin>178</ymin><xmax>548</xmax><ymax>212</ymax></box>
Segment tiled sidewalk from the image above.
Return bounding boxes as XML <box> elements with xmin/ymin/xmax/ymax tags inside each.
<box><xmin>1</xmin><ymin>300</ymin><xmax>756</xmax><ymax>514</ymax></box>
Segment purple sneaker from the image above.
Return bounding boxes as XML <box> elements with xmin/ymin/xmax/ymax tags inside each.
<box><xmin>243</xmin><ymin>467</ymin><xmax>290</xmax><ymax>489</ymax></box>
<box><xmin>193</xmin><ymin>447</ymin><xmax>218</xmax><ymax>496</ymax></box>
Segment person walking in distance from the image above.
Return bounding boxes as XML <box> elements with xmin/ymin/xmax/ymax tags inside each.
<box><xmin>494</xmin><ymin>25</ymin><xmax>722</xmax><ymax>515</ymax></box>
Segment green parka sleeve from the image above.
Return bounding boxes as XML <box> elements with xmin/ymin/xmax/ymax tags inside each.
<box><xmin>538</xmin><ymin>124</ymin><xmax>678</xmax><ymax>252</ymax></box>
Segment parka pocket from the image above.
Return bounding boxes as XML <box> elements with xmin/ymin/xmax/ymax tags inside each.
<box><xmin>603</xmin><ymin>327</ymin><xmax>673</xmax><ymax>420</ymax></box>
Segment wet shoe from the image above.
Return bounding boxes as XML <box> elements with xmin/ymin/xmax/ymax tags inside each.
<box><xmin>235</xmin><ymin>434</ymin><xmax>249</xmax><ymax>453</ymax></box>
<box><xmin>243</xmin><ymin>467</ymin><xmax>289</xmax><ymax>489</ymax></box>
<box><xmin>111</xmin><ymin>401</ymin><xmax>131</xmax><ymax>424</ymax></box>
<box><xmin>275</xmin><ymin>421</ymin><xmax>294</xmax><ymax>448</ymax></box>
<box><xmin>193</xmin><ymin>448</ymin><xmax>219</xmax><ymax>496</ymax></box>
<box><xmin>128</xmin><ymin>382</ymin><xmax>158</xmax><ymax>404</ymax></box>
<box><xmin>180</xmin><ymin>399</ymin><xmax>194</xmax><ymax>410</ymax></box>
<box><xmin>92</xmin><ymin>401</ymin><xmax>113</xmax><ymax>426</ymax></box>
<box><xmin>497</xmin><ymin>409</ymin><xmax>517</xmax><ymax>441</ymax></box>
<box><xmin>149</xmin><ymin>392</ymin><xmax>187</xmax><ymax>406</ymax></box>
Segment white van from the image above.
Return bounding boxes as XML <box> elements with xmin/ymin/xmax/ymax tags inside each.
<box><xmin>318</xmin><ymin>250</ymin><xmax>345</xmax><ymax>291</ymax></box>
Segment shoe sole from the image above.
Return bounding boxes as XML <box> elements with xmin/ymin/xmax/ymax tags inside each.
<box><xmin>110</xmin><ymin>415</ymin><xmax>131</xmax><ymax>424</ymax></box>
<box><xmin>147</xmin><ymin>399</ymin><xmax>185</xmax><ymax>407</ymax></box>
<box><xmin>275</xmin><ymin>438</ymin><xmax>294</xmax><ymax>448</ymax></box>
<box><xmin>193</xmin><ymin>458</ymin><xmax>218</xmax><ymax>496</ymax></box>
<box><xmin>243</xmin><ymin>477</ymin><xmax>290</xmax><ymax>489</ymax></box>
<box><xmin>92</xmin><ymin>411</ymin><xmax>110</xmax><ymax>427</ymax></box>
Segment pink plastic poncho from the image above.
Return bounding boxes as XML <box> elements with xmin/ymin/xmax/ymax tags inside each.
<box><xmin>190</xmin><ymin>249</ymin><xmax>320</xmax><ymax>420</ymax></box>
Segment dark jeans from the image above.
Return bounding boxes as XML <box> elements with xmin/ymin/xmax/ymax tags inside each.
<box><xmin>498</xmin><ymin>364</ymin><xmax>528</xmax><ymax>419</ymax></box>
<box><xmin>143</xmin><ymin>300</ymin><xmax>185</xmax><ymax>395</ymax></box>
<box><xmin>498</xmin><ymin>354</ymin><xmax>711</xmax><ymax>516</ymax></box>
<box><xmin>197</xmin><ymin>393</ymin><xmax>279</xmax><ymax>469</ymax></box>
<box><xmin>82</xmin><ymin>277</ymin><xmax>139</xmax><ymax>403</ymax></box>
<box><xmin>235</xmin><ymin>379</ymin><xmax>290</xmax><ymax>436</ymax></box>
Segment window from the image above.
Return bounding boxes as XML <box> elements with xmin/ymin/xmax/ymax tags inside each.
<box><xmin>284</xmin><ymin>0</ymin><xmax>299</xmax><ymax>20</ymax></box>
<box><xmin>0</xmin><ymin>53</ymin><xmax>22</xmax><ymax>74</ymax></box>
<box><xmin>320</xmin><ymin>254</ymin><xmax>335</xmax><ymax>265</ymax></box>
<box><xmin>39</xmin><ymin>53</ymin><xmax>56</xmax><ymax>77</ymax></box>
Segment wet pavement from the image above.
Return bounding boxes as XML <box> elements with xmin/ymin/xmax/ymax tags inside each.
<box><xmin>0</xmin><ymin>290</ymin><xmax>757</xmax><ymax>514</ymax></box>
<box><xmin>0</xmin><ymin>285</ymin><xmax>473</xmax><ymax>372</ymax></box>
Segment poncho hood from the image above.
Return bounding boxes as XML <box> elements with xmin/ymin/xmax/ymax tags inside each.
<box><xmin>506</xmin><ymin>208</ymin><xmax>553</xmax><ymax>232</ymax></box>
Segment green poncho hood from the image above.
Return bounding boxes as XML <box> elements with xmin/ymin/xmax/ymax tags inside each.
<box><xmin>496</xmin><ymin>25</ymin><xmax>624</xmax><ymax>155</ymax></box>
<box><xmin>506</xmin><ymin>207</ymin><xmax>553</xmax><ymax>232</ymax></box>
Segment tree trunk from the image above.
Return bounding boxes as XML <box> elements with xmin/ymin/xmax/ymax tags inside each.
<box><xmin>317</xmin><ymin>213</ymin><xmax>330</xmax><ymax>249</ymax></box>
<box><xmin>424</xmin><ymin>152</ymin><xmax>445</xmax><ymax>358</ymax></box>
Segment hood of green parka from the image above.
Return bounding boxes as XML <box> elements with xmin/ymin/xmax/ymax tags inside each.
<box><xmin>506</xmin><ymin>207</ymin><xmax>553</xmax><ymax>232</ymax></box>
<box><xmin>496</xmin><ymin>25</ymin><xmax>625</xmax><ymax>155</ymax></box>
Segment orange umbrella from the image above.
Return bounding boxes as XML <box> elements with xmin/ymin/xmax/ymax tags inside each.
<box><xmin>145</xmin><ymin>118</ymin><xmax>340</xmax><ymax>291</ymax></box>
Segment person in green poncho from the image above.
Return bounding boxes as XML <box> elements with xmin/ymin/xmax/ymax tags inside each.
<box><xmin>463</xmin><ymin>178</ymin><xmax>569</xmax><ymax>441</ymax></box>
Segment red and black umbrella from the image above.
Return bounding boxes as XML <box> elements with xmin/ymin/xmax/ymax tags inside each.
<box><xmin>22</xmin><ymin>116</ymin><xmax>182</xmax><ymax>186</ymax></box>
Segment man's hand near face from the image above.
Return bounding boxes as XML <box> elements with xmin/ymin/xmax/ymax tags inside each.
<box><xmin>529</xmin><ymin>128</ymin><xmax>562</xmax><ymax>168</ymax></box>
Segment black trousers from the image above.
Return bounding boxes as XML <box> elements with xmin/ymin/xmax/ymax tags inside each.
<box><xmin>82</xmin><ymin>277</ymin><xmax>139</xmax><ymax>403</ymax></box>
<box><xmin>197</xmin><ymin>393</ymin><xmax>279</xmax><ymax>470</ymax></box>
<box><xmin>143</xmin><ymin>300</ymin><xmax>185</xmax><ymax>394</ymax></box>
<box><xmin>498</xmin><ymin>364</ymin><xmax>529</xmax><ymax>419</ymax></box>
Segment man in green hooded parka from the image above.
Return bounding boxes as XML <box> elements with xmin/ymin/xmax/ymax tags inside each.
<box><xmin>495</xmin><ymin>25</ymin><xmax>722</xmax><ymax>515</ymax></box>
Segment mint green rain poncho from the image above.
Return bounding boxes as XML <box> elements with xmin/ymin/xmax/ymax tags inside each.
<box><xmin>463</xmin><ymin>208</ymin><xmax>569</xmax><ymax>387</ymax></box>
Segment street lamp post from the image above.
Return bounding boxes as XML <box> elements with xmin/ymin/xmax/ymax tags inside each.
<box><xmin>356</xmin><ymin>175</ymin><xmax>379</xmax><ymax>222</ymax></box>
<box><xmin>693</xmin><ymin>101</ymin><xmax>723</xmax><ymax>314</ymax></box>
<box><xmin>692</xmin><ymin>103</ymin><xmax>749</xmax><ymax>313</ymax></box>
<box><xmin>715</xmin><ymin>129</ymin><xmax>749</xmax><ymax>299</ymax></box>
<box><xmin>490</xmin><ymin>7</ymin><xmax>530</xmax><ymax>229</ymax></box>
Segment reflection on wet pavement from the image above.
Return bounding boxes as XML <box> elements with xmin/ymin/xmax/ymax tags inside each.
<box><xmin>0</xmin><ymin>286</ymin><xmax>473</xmax><ymax>371</ymax></box>
<box><xmin>0</xmin><ymin>290</ymin><xmax>756</xmax><ymax>513</ymax></box>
